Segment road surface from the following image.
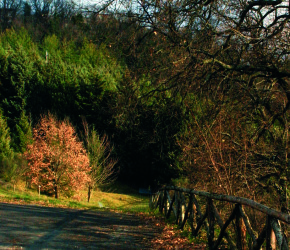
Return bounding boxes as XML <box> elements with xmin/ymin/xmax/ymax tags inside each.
<box><xmin>0</xmin><ymin>202</ymin><xmax>160</xmax><ymax>249</ymax></box>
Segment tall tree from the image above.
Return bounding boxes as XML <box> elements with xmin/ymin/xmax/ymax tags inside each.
<box><xmin>0</xmin><ymin>109</ymin><xmax>21</xmax><ymax>185</ymax></box>
<box><xmin>0</xmin><ymin>109</ymin><xmax>13</xmax><ymax>162</ymax></box>
<box><xmin>13</xmin><ymin>109</ymin><xmax>32</xmax><ymax>153</ymax></box>
<box><xmin>24</xmin><ymin>114</ymin><xmax>91</xmax><ymax>198</ymax></box>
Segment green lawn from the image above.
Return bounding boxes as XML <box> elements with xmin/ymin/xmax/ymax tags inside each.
<box><xmin>0</xmin><ymin>180</ymin><xmax>151</xmax><ymax>213</ymax></box>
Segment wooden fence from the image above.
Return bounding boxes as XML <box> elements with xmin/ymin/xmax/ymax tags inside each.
<box><xmin>149</xmin><ymin>186</ymin><xmax>290</xmax><ymax>250</ymax></box>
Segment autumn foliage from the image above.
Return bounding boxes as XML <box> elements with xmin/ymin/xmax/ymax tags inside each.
<box><xmin>24</xmin><ymin>114</ymin><xmax>91</xmax><ymax>198</ymax></box>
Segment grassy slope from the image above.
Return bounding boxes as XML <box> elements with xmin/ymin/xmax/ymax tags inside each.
<box><xmin>0</xmin><ymin>180</ymin><xmax>151</xmax><ymax>213</ymax></box>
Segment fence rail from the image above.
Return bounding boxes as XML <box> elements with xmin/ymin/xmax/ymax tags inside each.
<box><xmin>149</xmin><ymin>186</ymin><xmax>290</xmax><ymax>250</ymax></box>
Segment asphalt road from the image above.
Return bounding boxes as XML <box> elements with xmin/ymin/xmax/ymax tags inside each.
<box><xmin>0</xmin><ymin>202</ymin><xmax>160</xmax><ymax>249</ymax></box>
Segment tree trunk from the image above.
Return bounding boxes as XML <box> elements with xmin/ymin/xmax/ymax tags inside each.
<box><xmin>54</xmin><ymin>185</ymin><xmax>58</xmax><ymax>199</ymax></box>
<box><xmin>88</xmin><ymin>185</ymin><xmax>92</xmax><ymax>203</ymax></box>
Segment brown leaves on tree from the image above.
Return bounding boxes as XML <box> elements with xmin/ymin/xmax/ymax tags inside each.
<box><xmin>24</xmin><ymin>114</ymin><xmax>91</xmax><ymax>198</ymax></box>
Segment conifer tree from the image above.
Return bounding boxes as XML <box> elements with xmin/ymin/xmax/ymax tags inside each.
<box><xmin>0</xmin><ymin>110</ymin><xmax>13</xmax><ymax>161</ymax></box>
<box><xmin>0</xmin><ymin>109</ymin><xmax>16</xmax><ymax>181</ymax></box>
<box><xmin>13</xmin><ymin>110</ymin><xmax>33</xmax><ymax>153</ymax></box>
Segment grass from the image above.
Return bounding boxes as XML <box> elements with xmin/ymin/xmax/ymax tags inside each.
<box><xmin>0</xmin><ymin>180</ymin><xmax>151</xmax><ymax>213</ymax></box>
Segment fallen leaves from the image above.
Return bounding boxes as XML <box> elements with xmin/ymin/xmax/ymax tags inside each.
<box><xmin>151</xmin><ymin>224</ymin><xmax>202</xmax><ymax>250</ymax></box>
<box><xmin>139</xmin><ymin>213</ymin><xmax>206</xmax><ymax>250</ymax></box>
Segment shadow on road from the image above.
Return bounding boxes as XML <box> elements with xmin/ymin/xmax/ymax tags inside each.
<box><xmin>0</xmin><ymin>202</ymin><xmax>160</xmax><ymax>249</ymax></box>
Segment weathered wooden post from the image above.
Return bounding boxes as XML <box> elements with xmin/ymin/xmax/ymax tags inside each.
<box><xmin>164</xmin><ymin>189</ymin><xmax>168</xmax><ymax>215</ymax></box>
<box><xmin>166</xmin><ymin>191</ymin><xmax>175</xmax><ymax>219</ymax></box>
<box><xmin>155</xmin><ymin>191</ymin><xmax>161</xmax><ymax>209</ymax></box>
<box><xmin>180</xmin><ymin>193</ymin><xmax>193</xmax><ymax>230</ymax></box>
<box><xmin>149</xmin><ymin>192</ymin><xmax>154</xmax><ymax>209</ymax></box>
<box><xmin>167</xmin><ymin>192</ymin><xmax>170</xmax><ymax>212</ymax></box>
<box><xmin>180</xmin><ymin>193</ymin><xmax>186</xmax><ymax>226</ymax></box>
<box><xmin>238</xmin><ymin>205</ymin><xmax>257</xmax><ymax>249</ymax></box>
<box><xmin>235</xmin><ymin>204</ymin><xmax>246</xmax><ymax>250</ymax></box>
<box><xmin>266</xmin><ymin>216</ymin><xmax>273</xmax><ymax>250</ymax></box>
<box><xmin>207</xmin><ymin>198</ymin><xmax>215</xmax><ymax>250</ymax></box>
<box><xmin>175</xmin><ymin>191</ymin><xmax>181</xmax><ymax>225</ymax></box>
<box><xmin>188</xmin><ymin>194</ymin><xmax>195</xmax><ymax>232</ymax></box>
<box><xmin>270</xmin><ymin>228</ymin><xmax>277</xmax><ymax>250</ymax></box>
<box><xmin>270</xmin><ymin>218</ymin><xmax>289</xmax><ymax>250</ymax></box>
<box><xmin>159</xmin><ymin>191</ymin><xmax>163</xmax><ymax>213</ymax></box>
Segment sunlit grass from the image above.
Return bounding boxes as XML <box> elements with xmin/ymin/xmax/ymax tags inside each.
<box><xmin>0</xmin><ymin>180</ymin><xmax>151</xmax><ymax>213</ymax></box>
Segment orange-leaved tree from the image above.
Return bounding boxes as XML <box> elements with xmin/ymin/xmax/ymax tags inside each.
<box><xmin>24</xmin><ymin>114</ymin><xmax>91</xmax><ymax>198</ymax></box>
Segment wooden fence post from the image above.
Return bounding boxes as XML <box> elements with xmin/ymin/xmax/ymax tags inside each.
<box><xmin>166</xmin><ymin>191</ymin><xmax>176</xmax><ymax>219</ymax></box>
<box><xmin>188</xmin><ymin>194</ymin><xmax>195</xmax><ymax>233</ymax></box>
<box><xmin>270</xmin><ymin>228</ymin><xmax>277</xmax><ymax>250</ymax></box>
<box><xmin>266</xmin><ymin>215</ymin><xmax>273</xmax><ymax>250</ymax></box>
<box><xmin>175</xmin><ymin>191</ymin><xmax>181</xmax><ymax>225</ymax></box>
<box><xmin>149</xmin><ymin>192</ymin><xmax>158</xmax><ymax>210</ymax></box>
<box><xmin>266</xmin><ymin>216</ymin><xmax>280</xmax><ymax>250</ymax></box>
<box><xmin>159</xmin><ymin>191</ymin><xmax>164</xmax><ymax>213</ymax></box>
<box><xmin>166</xmin><ymin>193</ymin><xmax>170</xmax><ymax>212</ymax></box>
<box><xmin>180</xmin><ymin>193</ymin><xmax>187</xmax><ymax>227</ymax></box>
<box><xmin>235</xmin><ymin>204</ymin><xmax>246</xmax><ymax>250</ymax></box>
<box><xmin>238</xmin><ymin>205</ymin><xmax>257</xmax><ymax>248</ymax></box>
<box><xmin>155</xmin><ymin>191</ymin><xmax>161</xmax><ymax>209</ymax></box>
<box><xmin>207</xmin><ymin>198</ymin><xmax>215</xmax><ymax>250</ymax></box>
<box><xmin>192</xmin><ymin>194</ymin><xmax>210</xmax><ymax>237</ymax></box>
<box><xmin>180</xmin><ymin>193</ymin><xmax>193</xmax><ymax>230</ymax></box>
<box><xmin>164</xmin><ymin>190</ymin><xmax>168</xmax><ymax>215</ymax></box>
<box><xmin>181</xmin><ymin>204</ymin><xmax>185</xmax><ymax>223</ymax></box>
<box><xmin>270</xmin><ymin>217</ymin><xmax>289</xmax><ymax>250</ymax></box>
<box><xmin>149</xmin><ymin>194</ymin><xmax>153</xmax><ymax>209</ymax></box>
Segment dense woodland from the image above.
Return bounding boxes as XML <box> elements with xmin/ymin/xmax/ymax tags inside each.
<box><xmin>0</xmin><ymin>0</ymin><xmax>289</xmax><ymax>212</ymax></box>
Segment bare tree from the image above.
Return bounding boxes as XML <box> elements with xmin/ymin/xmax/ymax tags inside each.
<box><xmin>29</xmin><ymin>0</ymin><xmax>76</xmax><ymax>25</ymax></box>
<box><xmin>83</xmin><ymin>119</ymin><xmax>118</xmax><ymax>202</ymax></box>
<box><xmin>0</xmin><ymin>0</ymin><xmax>22</xmax><ymax>29</ymax></box>
<box><xmin>118</xmin><ymin>0</ymin><xmax>289</xmax><ymax>211</ymax></box>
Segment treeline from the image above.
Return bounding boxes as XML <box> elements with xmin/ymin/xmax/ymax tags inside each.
<box><xmin>0</xmin><ymin>0</ymin><xmax>289</xmax><ymax>212</ymax></box>
<box><xmin>0</xmin><ymin>28</ymin><xmax>183</xmax><ymax>190</ymax></box>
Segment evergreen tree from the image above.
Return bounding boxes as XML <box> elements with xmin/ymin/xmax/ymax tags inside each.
<box><xmin>0</xmin><ymin>110</ymin><xmax>13</xmax><ymax>160</ymax></box>
<box><xmin>0</xmin><ymin>109</ymin><xmax>15</xmax><ymax>180</ymax></box>
<box><xmin>13</xmin><ymin>110</ymin><xmax>33</xmax><ymax>153</ymax></box>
